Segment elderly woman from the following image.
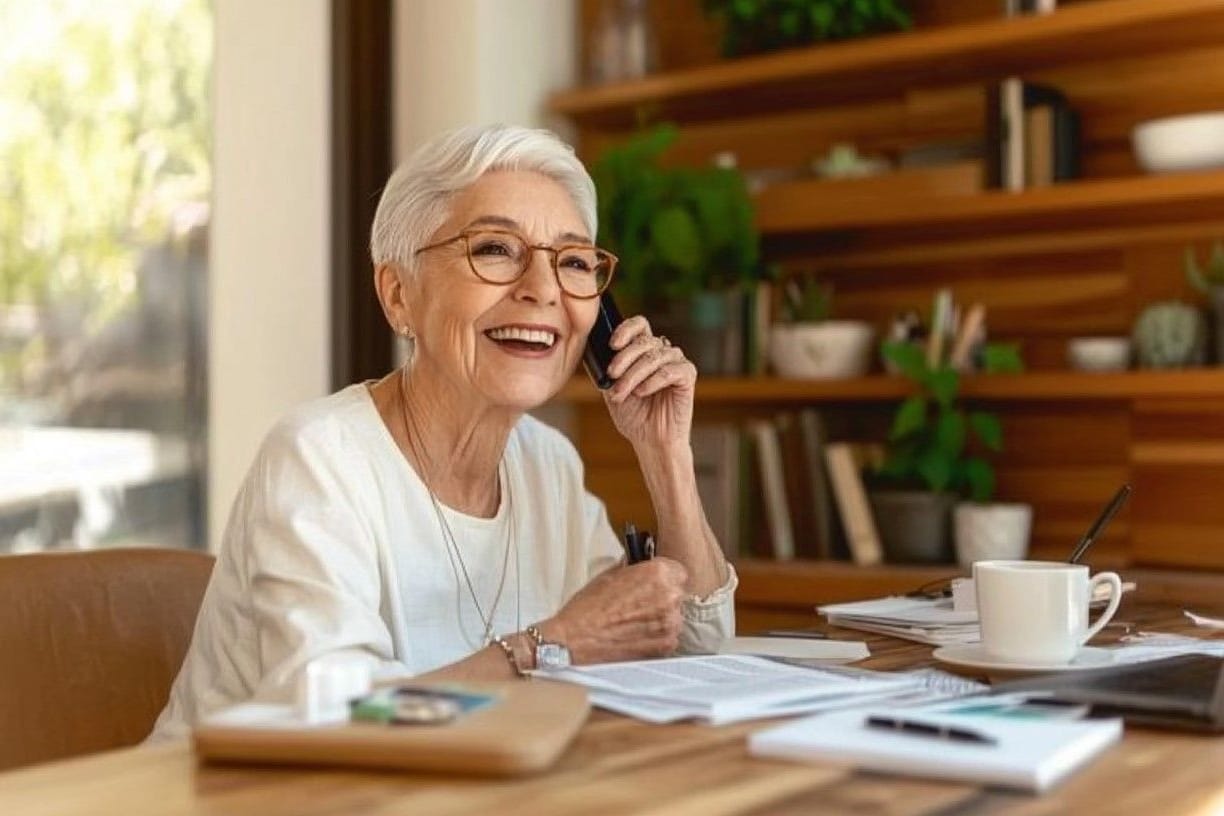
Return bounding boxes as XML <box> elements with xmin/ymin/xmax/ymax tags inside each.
<box><xmin>152</xmin><ymin>124</ymin><xmax>736</xmax><ymax>737</ymax></box>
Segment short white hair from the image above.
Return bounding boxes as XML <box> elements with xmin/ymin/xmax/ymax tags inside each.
<box><xmin>369</xmin><ymin>124</ymin><xmax>597</xmax><ymax>272</ymax></box>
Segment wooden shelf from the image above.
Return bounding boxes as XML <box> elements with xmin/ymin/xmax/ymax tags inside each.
<box><xmin>549</xmin><ymin>0</ymin><xmax>1224</xmax><ymax>128</ymax></box>
<box><xmin>755</xmin><ymin>170</ymin><xmax>1224</xmax><ymax>238</ymax></box>
<box><xmin>557</xmin><ymin>369</ymin><xmax>1224</xmax><ymax>405</ymax></box>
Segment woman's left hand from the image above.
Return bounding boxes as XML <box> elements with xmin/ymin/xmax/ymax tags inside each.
<box><xmin>602</xmin><ymin>316</ymin><xmax>696</xmax><ymax>450</ymax></box>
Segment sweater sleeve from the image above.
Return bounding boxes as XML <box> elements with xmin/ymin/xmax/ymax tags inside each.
<box><xmin>240</xmin><ymin>422</ymin><xmax>410</xmax><ymax>702</ymax></box>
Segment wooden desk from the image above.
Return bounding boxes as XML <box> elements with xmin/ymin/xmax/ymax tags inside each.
<box><xmin>2</xmin><ymin>601</ymin><xmax>1223</xmax><ymax>815</ymax></box>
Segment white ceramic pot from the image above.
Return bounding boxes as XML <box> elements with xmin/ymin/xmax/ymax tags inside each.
<box><xmin>954</xmin><ymin>502</ymin><xmax>1033</xmax><ymax>568</ymax></box>
<box><xmin>1067</xmin><ymin>336</ymin><xmax>1131</xmax><ymax>372</ymax></box>
<box><xmin>768</xmin><ymin>321</ymin><xmax>875</xmax><ymax>379</ymax></box>
<box><xmin>1133</xmin><ymin>111</ymin><xmax>1224</xmax><ymax>173</ymax></box>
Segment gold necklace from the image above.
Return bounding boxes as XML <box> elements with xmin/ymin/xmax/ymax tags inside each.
<box><xmin>398</xmin><ymin>370</ymin><xmax>519</xmax><ymax>648</ymax></box>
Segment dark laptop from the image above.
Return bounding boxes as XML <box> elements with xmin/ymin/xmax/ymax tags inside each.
<box><xmin>996</xmin><ymin>654</ymin><xmax>1224</xmax><ymax>733</ymax></box>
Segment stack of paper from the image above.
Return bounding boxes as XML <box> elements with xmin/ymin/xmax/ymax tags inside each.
<box><xmin>818</xmin><ymin>596</ymin><xmax>980</xmax><ymax>645</ymax></box>
<box><xmin>534</xmin><ymin>654</ymin><xmax>922</xmax><ymax>726</ymax></box>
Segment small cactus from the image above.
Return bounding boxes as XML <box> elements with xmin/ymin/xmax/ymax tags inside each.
<box><xmin>1186</xmin><ymin>241</ymin><xmax>1224</xmax><ymax>292</ymax></box>
<box><xmin>1133</xmin><ymin>301</ymin><xmax>1207</xmax><ymax>368</ymax></box>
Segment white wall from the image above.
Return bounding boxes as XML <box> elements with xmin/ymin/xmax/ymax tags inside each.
<box><xmin>392</xmin><ymin>0</ymin><xmax>577</xmax><ymax>162</ymax></box>
<box><xmin>391</xmin><ymin>0</ymin><xmax>579</xmax><ymax>434</ymax></box>
<box><xmin>209</xmin><ymin>0</ymin><xmax>331</xmax><ymax>549</ymax></box>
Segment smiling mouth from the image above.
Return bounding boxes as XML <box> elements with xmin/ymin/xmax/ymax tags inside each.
<box><xmin>484</xmin><ymin>326</ymin><xmax>559</xmax><ymax>352</ymax></box>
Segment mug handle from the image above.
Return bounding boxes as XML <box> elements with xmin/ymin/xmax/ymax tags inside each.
<box><xmin>1082</xmin><ymin>571</ymin><xmax>1124</xmax><ymax>644</ymax></box>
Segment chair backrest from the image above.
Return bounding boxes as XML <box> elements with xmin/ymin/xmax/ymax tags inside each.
<box><xmin>0</xmin><ymin>547</ymin><xmax>214</xmax><ymax>770</ymax></box>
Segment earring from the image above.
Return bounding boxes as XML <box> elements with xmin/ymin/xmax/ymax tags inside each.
<box><xmin>399</xmin><ymin>325</ymin><xmax>413</xmax><ymax>340</ymax></box>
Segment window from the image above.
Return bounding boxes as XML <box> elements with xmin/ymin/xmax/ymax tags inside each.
<box><xmin>0</xmin><ymin>0</ymin><xmax>212</xmax><ymax>552</ymax></box>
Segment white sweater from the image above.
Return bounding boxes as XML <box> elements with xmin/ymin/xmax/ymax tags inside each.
<box><xmin>152</xmin><ymin>385</ymin><xmax>736</xmax><ymax>738</ymax></box>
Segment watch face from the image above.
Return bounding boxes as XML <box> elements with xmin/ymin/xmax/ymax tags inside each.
<box><xmin>536</xmin><ymin>642</ymin><xmax>571</xmax><ymax>670</ymax></box>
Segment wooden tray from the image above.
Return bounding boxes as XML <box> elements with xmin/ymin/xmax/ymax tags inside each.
<box><xmin>193</xmin><ymin>680</ymin><xmax>588</xmax><ymax>777</ymax></box>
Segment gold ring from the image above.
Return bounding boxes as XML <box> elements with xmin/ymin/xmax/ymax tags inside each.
<box><xmin>659</xmin><ymin>335</ymin><xmax>671</xmax><ymax>348</ymax></box>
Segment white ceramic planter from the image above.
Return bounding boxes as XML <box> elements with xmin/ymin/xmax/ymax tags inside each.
<box><xmin>953</xmin><ymin>502</ymin><xmax>1033</xmax><ymax>568</ymax></box>
<box><xmin>768</xmin><ymin>321</ymin><xmax>875</xmax><ymax>379</ymax></box>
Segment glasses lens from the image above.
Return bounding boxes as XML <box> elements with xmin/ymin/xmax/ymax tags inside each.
<box><xmin>557</xmin><ymin>246</ymin><xmax>612</xmax><ymax>297</ymax></box>
<box><xmin>467</xmin><ymin>231</ymin><xmax>527</xmax><ymax>283</ymax></box>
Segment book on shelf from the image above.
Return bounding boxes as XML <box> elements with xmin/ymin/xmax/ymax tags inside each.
<box><xmin>796</xmin><ymin>409</ymin><xmax>836</xmax><ymax>559</ymax></box>
<box><xmin>985</xmin><ymin>80</ymin><xmax>1080</xmax><ymax>191</ymax></box>
<box><xmin>748</xmin><ymin>419</ymin><xmax>795</xmax><ymax>561</ymax></box>
<box><xmin>823</xmin><ymin>442</ymin><xmax>883</xmax><ymax>566</ymax></box>
<box><xmin>691</xmin><ymin>424</ymin><xmax>741</xmax><ymax>560</ymax></box>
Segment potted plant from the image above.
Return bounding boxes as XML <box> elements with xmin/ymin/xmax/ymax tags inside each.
<box><xmin>592</xmin><ymin>124</ymin><xmax>763</xmax><ymax>374</ymax></box>
<box><xmin>869</xmin><ymin>340</ymin><xmax>1030</xmax><ymax>565</ymax></box>
<box><xmin>1185</xmin><ymin>240</ymin><xmax>1224</xmax><ymax>364</ymax></box>
<box><xmin>701</xmin><ymin>0</ymin><xmax>912</xmax><ymax>58</ymax></box>
<box><xmin>768</xmin><ymin>277</ymin><xmax>875</xmax><ymax>379</ymax></box>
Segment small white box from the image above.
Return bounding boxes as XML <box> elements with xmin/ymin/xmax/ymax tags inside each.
<box><xmin>951</xmin><ymin>577</ymin><xmax>977</xmax><ymax>614</ymax></box>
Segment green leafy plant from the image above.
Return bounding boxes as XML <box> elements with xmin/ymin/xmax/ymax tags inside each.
<box><xmin>701</xmin><ymin>0</ymin><xmax>912</xmax><ymax>58</ymax></box>
<box><xmin>1185</xmin><ymin>241</ymin><xmax>1224</xmax><ymax>291</ymax></box>
<box><xmin>780</xmin><ymin>276</ymin><xmax>832</xmax><ymax>322</ymax></box>
<box><xmin>592</xmin><ymin>124</ymin><xmax>761</xmax><ymax>302</ymax></box>
<box><xmin>876</xmin><ymin>340</ymin><xmax>1023</xmax><ymax>502</ymax></box>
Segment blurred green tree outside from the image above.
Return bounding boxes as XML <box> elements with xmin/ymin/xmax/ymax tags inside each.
<box><xmin>0</xmin><ymin>0</ymin><xmax>211</xmax><ymax>412</ymax></box>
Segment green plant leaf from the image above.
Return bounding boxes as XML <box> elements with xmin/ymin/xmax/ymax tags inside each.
<box><xmin>969</xmin><ymin>411</ymin><xmax>1003</xmax><ymax>452</ymax></box>
<box><xmin>982</xmin><ymin>343</ymin><xmax>1024</xmax><ymax>374</ymax></box>
<box><xmin>962</xmin><ymin>457</ymin><xmax>996</xmax><ymax>502</ymax></box>
<box><xmin>917</xmin><ymin>448</ymin><xmax>953</xmax><ymax>493</ymax></box>
<box><xmin>881</xmin><ymin>340</ymin><xmax>927</xmax><ymax>380</ymax></box>
<box><xmin>890</xmin><ymin>395</ymin><xmax>926</xmax><ymax>440</ymax></box>
<box><xmin>935</xmin><ymin>409</ymin><xmax>967</xmax><ymax>459</ymax></box>
<box><xmin>927</xmin><ymin>368</ymin><xmax>959</xmax><ymax>409</ymax></box>
<box><xmin>650</xmin><ymin>206</ymin><xmax>701</xmax><ymax>274</ymax></box>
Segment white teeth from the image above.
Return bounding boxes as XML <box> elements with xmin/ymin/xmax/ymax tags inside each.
<box><xmin>486</xmin><ymin>326</ymin><xmax>557</xmax><ymax>347</ymax></box>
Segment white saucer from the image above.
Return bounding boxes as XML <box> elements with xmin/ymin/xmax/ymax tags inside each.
<box><xmin>932</xmin><ymin>644</ymin><xmax>1116</xmax><ymax>674</ymax></box>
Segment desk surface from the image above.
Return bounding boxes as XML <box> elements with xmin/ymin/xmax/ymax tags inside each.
<box><xmin>3</xmin><ymin>602</ymin><xmax>1223</xmax><ymax>816</ymax></box>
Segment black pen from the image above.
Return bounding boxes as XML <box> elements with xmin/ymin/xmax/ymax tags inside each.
<box><xmin>1068</xmin><ymin>483</ymin><xmax>1132</xmax><ymax>565</ymax></box>
<box><xmin>623</xmin><ymin>522</ymin><xmax>654</xmax><ymax>564</ymax></box>
<box><xmin>865</xmin><ymin>715</ymin><xmax>997</xmax><ymax>746</ymax></box>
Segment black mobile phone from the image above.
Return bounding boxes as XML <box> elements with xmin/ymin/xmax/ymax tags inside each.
<box><xmin>582</xmin><ymin>291</ymin><xmax>624</xmax><ymax>390</ymax></box>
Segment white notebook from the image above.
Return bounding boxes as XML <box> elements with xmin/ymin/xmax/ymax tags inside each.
<box><xmin>717</xmin><ymin>636</ymin><xmax>868</xmax><ymax>662</ymax></box>
<box><xmin>749</xmin><ymin>707</ymin><xmax>1122</xmax><ymax>792</ymax></box>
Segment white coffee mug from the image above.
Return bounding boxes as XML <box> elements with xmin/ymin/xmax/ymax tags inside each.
<box><xmin>973</xmin><ymin>560</ymin><xmax>1123</xmax><ymax>664</ymax></box>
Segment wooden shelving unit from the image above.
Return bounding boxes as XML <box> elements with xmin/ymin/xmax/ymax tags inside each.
<box><xmin>554</xmin><ymin>0</ymin><xmax>1224</xmax><ymax>575</ymax></box>
<box><xmin>551</xmin><ymin>0</ymin><xmax>1224</xmax><ymax>127</ymax></box>
<box><xmin>558</xmin><ymin>369</ymin><xmax>1224</xmax><ymax>405</ymax></box>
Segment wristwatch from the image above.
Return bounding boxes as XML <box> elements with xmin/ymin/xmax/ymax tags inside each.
<box><xmin>526</xmin><ymin>625</ymin><xmax>571</xmax><ymax>670</ymax></box>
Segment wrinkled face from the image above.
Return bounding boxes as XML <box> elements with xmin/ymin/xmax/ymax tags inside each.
<box><xmin>401</xmin><ymin>170</ymin><xmax>600</xmax><ymax>412</ymax></box>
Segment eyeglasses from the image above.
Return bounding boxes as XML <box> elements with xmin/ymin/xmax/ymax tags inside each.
<box><xmin>414</xmin><ymin>228</ymin><xmax>617</xmax><ymax>299</ymax></box>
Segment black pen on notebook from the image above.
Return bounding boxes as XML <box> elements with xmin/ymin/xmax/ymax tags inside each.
<box><xmin>865</xmin><ymin>715</ymin><xmax>997</xmax><ymax>746</ymax></box>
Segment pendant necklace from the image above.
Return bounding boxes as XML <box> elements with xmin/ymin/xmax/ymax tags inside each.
<box><xmin>399</xmin><ymin>369</ymin><xmax>520</xmax><ymax>649</ymax></box>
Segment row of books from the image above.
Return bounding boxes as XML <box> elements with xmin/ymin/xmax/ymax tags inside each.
<box><xmin>692</xmin><ymin>411</ymin><xmax>886</xmax><ymax>566</ymax></box>
<box><xmin>985</xmin><ymin>79</ymin><xmax>1081</xmax><ymax>192</ymax></box>
<box><xmin>987</xmin><ymin>0</ymin><xmax>1079</xmax><ymax>191</ymax></box>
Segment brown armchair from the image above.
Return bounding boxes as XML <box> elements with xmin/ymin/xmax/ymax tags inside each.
<box><xmin>0</xmin><ymin>547</ymin><xmax>214</xmax><ymax>770</ymax></box>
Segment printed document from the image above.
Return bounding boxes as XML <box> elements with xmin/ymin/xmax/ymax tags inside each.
<box><xmin>534</xmin><ymin>654</ymin><xmax>921</xmax><ymax>725</ymax></box>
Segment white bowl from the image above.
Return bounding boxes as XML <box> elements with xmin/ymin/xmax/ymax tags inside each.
<box><xmin>769</xmin><ymin>321</ymin><xmax>875</xmax><ymax>379</ymax></box>
<box><xmin>1067</xmin><ymin>336</ymin><xmax>1131</xmax><ymax>372</ymax></box>
<box><xmin>1132</xmin><ymin>112</ymin><xmax>1224</xmax><ymax>173</ymax></box>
